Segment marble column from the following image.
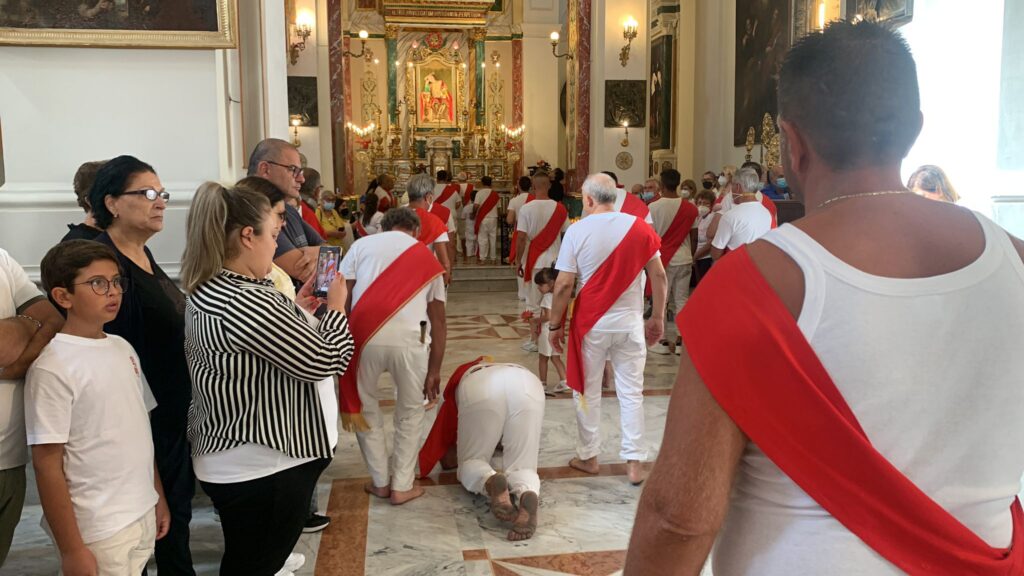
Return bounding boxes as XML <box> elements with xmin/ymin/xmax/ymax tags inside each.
<box><xmin>327</xmin><ymin>0</ymin><xmax>348</xmax><ymax>194</ymax></box>
<box><xmin>473</xmin><ymin>28</ymin><xmax>487</xmax><ymax>127</ymax></box>
<box><xmin>386</xmin><ymin>24</ymin><xmax>399</xmax><ymax>125</ymax></box>
<box><xmin>512</xmin><ymin>36</ymin><xmax>524</xmax><ymax>177</ymax></box>
<box><xmin>569</xmin><ymin>0</ymin><xmax>591</xmax><ymax>190</ymax></box>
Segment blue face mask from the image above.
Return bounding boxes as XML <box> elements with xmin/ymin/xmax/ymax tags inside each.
<box><xmin>323</xmin><ymin>202</ymin><xmax>336</xmax><ymax>211</ymax></box>
<box><xmin>641</xmin><ymin>191</ymin><xmax>655</xmax><ymax>201</ymax></box>
<box><xmin>776</xmin><ymin>177</ymin><xmax>788</xmax><ymax>189</ymax></box>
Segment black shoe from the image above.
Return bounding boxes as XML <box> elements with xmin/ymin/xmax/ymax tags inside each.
<box><xmin>303</xmin><ymin>513</ymin><xmax>331</xmax><ymax>533</ymax></box>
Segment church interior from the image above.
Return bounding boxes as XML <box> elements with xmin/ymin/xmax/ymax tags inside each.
<box><xmin>0</xmin><ymin>0</ymin><xmax>1022</xmax><ymax>575</ymax></box>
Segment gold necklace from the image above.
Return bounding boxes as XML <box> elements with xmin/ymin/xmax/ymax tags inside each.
<box><xmin>817</xmin><ymin>189</ymin><xmax>914</xmax><ymax>209</ymax></box>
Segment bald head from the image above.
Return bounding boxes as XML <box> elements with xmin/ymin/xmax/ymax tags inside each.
<box><xmin>582</xmin><ymin>173</ymin><xmax>617</xmax><ymax>206</ymax></box>
<box><xmin>247</xmin><ymin>139</ymin><xmax>296</xmax><ymax>176</ymax></box>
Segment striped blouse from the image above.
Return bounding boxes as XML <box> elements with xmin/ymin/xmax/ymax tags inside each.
<box><xmin>184</xmin><ymin>269</ymin><xmax>354</xmax><ymax>460</ymax></box>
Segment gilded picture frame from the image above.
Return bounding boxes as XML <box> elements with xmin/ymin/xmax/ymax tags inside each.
<box><xmin>0</xmin><ymin>0</ymin><xmax>237</xmax><ymax>49</ymax></box>
<box><xmin>411</xmin><ymin>52</ymin><xmax>464</xmax><ymax>133</ymax></box>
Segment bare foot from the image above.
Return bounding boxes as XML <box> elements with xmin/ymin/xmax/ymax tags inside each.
<box><xmin>508</xmin><ymin>491</ymin><xmax>539</xmax><ymax>541</ymax></box>
<box><xmin>364</xmin><ymin>482</ymin><xmax>391</xmax><ymax>499</ymax></box>
<box><xmin>389</xmin><ymin>485</ymin><xmax>425</xmax><ymax>505</ymax></box>
<box><xmin>627</xmin><ymin>460</ymin><xmax>647</xmax><ymax>485</ymax></box>
<box><xmin>485</xmin><ymin>473</ymin><xmax>517</xmax><ymax>522</ymax></box>
<box><xmin>568</xmin><ymin>456</ymin><xmax>599</xmax><ymax>474</ymax></box>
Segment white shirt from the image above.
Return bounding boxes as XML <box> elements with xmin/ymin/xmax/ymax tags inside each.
<box><xmin>696</xmin><ymin>213</ymin><xmax>714</xmax><ymax>260</ymax></box>
<box><xmin>507</xmin><ymin>192</ymin><xmax>531</xmax><ymax>219</ymax></box>
<box><xmin>555</xmin><ymin>212</ymin><xmax>658</xmax><ymax>332</ymax></box>
<box><xmin>434</xmin><ymin>183</ymin><xmax>462</xmax><ymax>215</ymax></box>
<box><xmin>517</xmin><ymin>199</ymin><xmax>568</xmax><ymax>267</ymax></box>
<box><xmin>474</xmin><ymin>188</ymin><xmax>498</xmax><ymax>221</ymax></box>
<box><xmin>341</xmin><ymin>231</ymin><xmax>446</xmax><ymax>347</ymax></box>
<box><xmin>541</xmin><ymin>292</ymin><xmax>553</xmax><ymax>311</ymax></box>
<box><xmin>711</xmin><ymin>201</ymin><xmax>772</xmax><ymax>251</ymax></box>
<box><xmin>649</xmin><ymin>197</ymin><xmax>698</xmax><ymax>267</ymax></box>
<box><xmin>373</xmin><ymin>187</ymin><xmax>393</xmax><ymax>207</ymax></box>
<box><xmin>461</xmin><ymin>204</ymin><xmax>476</xmax><ymax>235</ymax></box>
<box><xmin>0</xmin><ymin>249</ymin><xmax>43</xmax><ymax>470</ymax></box>
<box><xmin>362</xmin><ymin>211</ymin><xmax>384</xmax><ymax>235</ymax></box>
<box><xmin>26</xmin><ymin>334</ymin><xmax>158</xmax><ymax>543</ymax></box>
<box><xmin>613</xmin><ymin>189</ymin><xmax>655</xmax><ymax>225</ymax></box>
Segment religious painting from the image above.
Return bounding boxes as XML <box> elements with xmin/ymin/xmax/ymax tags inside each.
<box><xmin>846</xmin><ymin>0</ymin><xmax>914</xmax><ymax>27</ymax></box>
<box><xmin>287</xmin><ymin>76</ymin><xmax>319</xmax><ymax>127</ymax></box>
<box><xmin>415</xmin><ymin>57</ymin><xmax>459</xmax><ymax>129</ymax></box>
<box><xmin>604</xmin><ymin>80</ymin><xmax>646</xmax><ymax>128</ymax></box>
<box><xmin>355</xmin><ymin>0</ymin><xmax>377</xmax><ymax>10</ymax></box>
<box><xmin>649</xmin><ymin>35</ymin><xmax>673</xmax><ymax>150</ymax></box>
<box><xmin>0</xmin><ymin>0</ymin><xmax>236</xmax><ymax>48</ymax></box>
<box><xmin>734</xmin><ymin>0</ymin><xmax>790</xmax><ymax>145</ymax></box>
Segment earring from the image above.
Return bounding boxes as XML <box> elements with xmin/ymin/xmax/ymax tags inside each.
<box><xmin>114</xmin><ymin>213</ymin><xmax>119</xmax><ymax>218</ymax></box>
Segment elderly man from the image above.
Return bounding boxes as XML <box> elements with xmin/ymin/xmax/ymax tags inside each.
<box><xmin>418</xmin><ymin>359</ymin><xmax>545</xmax><ymax>541</ymax></box>
<box><xmin>405</xmin><ymin>173</ymin><xmax>452</xmax><ymax>284</ymax></box>
<box><xmin>0</xmin><ymin>250</ymin><xmax>63</xmax><ymax>564</ymax></box>
<box><xmin>248</xmin><ymin>138</ymin><xmax>323</xmax><ymax>287</ymax></box>
<box><xmin>548</xmin><ymin>173</ymin><xmax>667</xmax><ymax>485</ymax></box>
<box><xmin>710</xmin><ymin>167</ymin><xmax>772</xmax><ymax>260</ymax></box>
<box><xmin>515</xmin><ymin>170</ymin><xmax>568</xmax><ymax>352</ymax></box>
<box><xmin>339</xmin><ymin>208</ymin><xmax>447</xmax><ymax>506</ymax></box>
<box><xmin>642</xmin><ymin>178</ymin><xmax>662</xmax><ymax>203</ymax></box>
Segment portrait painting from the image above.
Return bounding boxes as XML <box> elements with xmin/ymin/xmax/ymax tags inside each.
<box><xmin>734</xmin><ymin>0</ymin><xmax>790</xmax><ymax>145</ymax></box>
<box><xmin>0</xmin><ymin>0</ymin><xmax>235</xmax><ymax>48</ymax></box>
<box><xmin>416</xmin><ymin>61</ymin><xmax>458</xmax><ymax>129</ymax></box>
<box><xmin>649</xmin><ymin>35</ymin><xmax>673</xmax><ymax>150</ymax></box>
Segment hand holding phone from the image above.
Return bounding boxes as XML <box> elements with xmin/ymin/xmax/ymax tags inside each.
<box><xmin>312</xmin><ymin>246</ymin><xmax>342</xmax><ymax>298</ymax></box>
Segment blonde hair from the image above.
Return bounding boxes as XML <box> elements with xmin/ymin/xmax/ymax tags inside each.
<box><xmin>907</xmin><ymin>164</ymin><xmax>959</xmax><ymax>203</ymax></box>
<box><xmin>722</xmin><ymin>165</ymin><xmax>738</xmax><ymax>180</ymax></box>
<box><xmin>180</xmin><ymin>182</ymin><xmax>272</xmax><ymax>293</ymax></box>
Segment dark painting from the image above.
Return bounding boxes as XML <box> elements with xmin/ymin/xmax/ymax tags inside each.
<box><xmin>650</xmin><ymin>35</ymin><xmax>673</xmax><ymax>150</ymax></box>
<box><xmin>734</xmin><ymin>0</ymin><xmax>790</xmax><ymax>145</ymax></box>
<box><xmin>0</xmin><ymin>0</ymin><xmax>218</xmax><ymax>31</ymax></box>
<box><xmin>605</xmin><ymin>80</ymin><xmax>646</xmax><ymax>128</ymax></box>
<box><xmin>288</xmin><ymin>76</ymin><xmax>319</xmax><ymax>127</ymax></box>
<box><xmin>847</xmin><ymin>0</ymin><xmax>914</xmax><ymax>27</ymax></box>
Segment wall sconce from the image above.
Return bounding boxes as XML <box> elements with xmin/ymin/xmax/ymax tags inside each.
<box><xmin>289</xmin><ymin>11</ymin><xmax>314</xmax><ymax>66</ymax></box>
<box><xmin>290</xmin><ymin>114</ymin><xmax>303</xmax><ymax>147</ymax></box>
<box><xmin>343</xmin><ymin>29</ymin><xmax>369</xmax><ymax>59</ymax></box>
<box><xmin>620</xmin><ymin>17</ymin><xmax>638</xmax><ymax>67</ymax></box>
<box><xmin>549</xmin><ymin>31</ymin><xmax>574</xmax><ymax>60</ymax></box>
<box><xmin>620</xmin><ymin>120</ymin><xmax>630</xmax><ymax>147</ymax></box>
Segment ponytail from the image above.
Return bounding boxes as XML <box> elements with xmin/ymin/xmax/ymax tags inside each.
<box><xmin>181</xmin><ymin>182</ymin><xmax>271</xmax><ymax>293</ymax></box>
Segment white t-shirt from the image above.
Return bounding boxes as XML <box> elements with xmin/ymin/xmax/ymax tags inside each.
<box><xmin>0</xmin><ymin>249</ymin><xmax>43</xmax><ymax>470</ymax></box>
<box><xmin>25</xmin><ymin>333</ymin><xmax>158</xmax><ymax>543</ymax></box>
<box><xmin>461</xmin><ymin>204</ymin><xmax>476</xmax><ymax>235</ymax></box>
<box><xmin>555</xmin><ymin>212</ymin><xmax>659</xmax><ymax>332</ymax></box>
<box><xmin>517</xmin><ymin>199</ymin><xmax>568</xmax><ymax>268</ymax></box>
<box><xmin>649</xmin><ymin>197</ymin><xmax>698</xmax><ymax>267</ymax></box>
<box><xmin>434</xmin><ymin>183</ymin><xmax>462</xmax><ymax>215</ymax></box>
<box><xmin>474</xmin><ymin>188</ymin><xmax>498</xmax><ymax>221</ymax></box>
<box><xmin>613</xmin><ymin>189</ymin><xmax>655</xmax><ymax>225</ymax></box>
<box><xmin>712</xmin><ymin>201</ymin><xmax>772</xmax><ymax>251</ymax></box>
<box><xmin>540</xmin><ymin>292</ymin><xmax>553</xmax><ymax>311</ymax></box>
<box><xmin>696</xmin><ymin>213</ymin><xmax>714</xmax><ymax>260</ymax></box>
<box><xmin>507</xmin><ymin>192</ymin><xmax>531</xmax><ymax>219</ymax></box>
<box><xmin>362</xmin><ymin>211</ymin><xmax>384</xmax><ymax>235</ymax></box>
<box><xmin>341</xmin><ymin>231</ymin><xmax>447</xmax><ymax>347</ymax></box>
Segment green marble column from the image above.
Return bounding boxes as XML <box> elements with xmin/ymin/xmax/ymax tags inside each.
<box><xmin>386</xmin><ymin>25</ymin><xmax>399</xmax><ymax>124</ymax></box>
<box><xmin>474</xmin><ymin>28</ymin><xmax>486</xmax><ymax>126</ymax></box>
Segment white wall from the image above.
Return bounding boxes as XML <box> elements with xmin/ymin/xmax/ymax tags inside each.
<box><xmin>522</xmin><ymin>0</ymin><xmax>562</xmax><ymax>172</ymax></box>
<box><xmin>288</xmin><ymin>0</ymin><xmax>324</xmax><ymax>175</ymax></box>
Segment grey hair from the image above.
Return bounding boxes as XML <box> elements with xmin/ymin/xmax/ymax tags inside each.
<box><xmin>406</xmin><ymin>173</ymin><xmax>435</xmax><ymax>201</ymax></box>
<box><xmin>734</xmin><ymin>167</ymin><xmax>762</xmax><ymax>194</ymax></box>
<box><xmin>582</xmin><ymin>173</ymin><xmax>618</xmax><ymax>205</ymax></box>
<box><xmin>381</xmin><ymin>207</ymin><xmax>420</xmax><ymax>232</ymax></box>
<box><xmin>246</xmin><ymin>138</ymin><xmax>295</xmax><ymax>176</ymax></box>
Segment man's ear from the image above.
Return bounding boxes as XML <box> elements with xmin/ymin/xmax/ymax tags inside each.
<box><xmin>778</xmin><ymin>118</ymin><xmax>810</xmax><ymax>179</ymax></box>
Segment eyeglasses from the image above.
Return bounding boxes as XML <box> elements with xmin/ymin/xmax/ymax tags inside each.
<box><xmin>266</xmin><ymin>161</ymin><xmax>303</xmax><ymax>178</ymax></box>
<box><xmin>74</xmin><ymin>276</ymin><xmax>127</xmax><ymax>296</ymax></box>
<box><xmin>121</xmin><ymin>188</ymin><xmax>170</xmax><ymax>202</ymax></box>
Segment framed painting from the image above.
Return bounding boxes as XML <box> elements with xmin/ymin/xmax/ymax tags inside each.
<box><xmin>355</xmin><ymin>0</ymin><xmax>377</xmax><ymax>10</ymax></box>
<box><xmin>649</xmin><ymin>34</ymin><xmax>673</xmax><ymax>150</ymax></box>
<box><xmin>287</xmin><ymin>76</ymin><xmax>319</xmax><ymax>126</ymax></box>
<box><xmin>0</xmin><ymin>0</ymin><xmax>237</xmax><ymax>48</ymax></box>
<box><xmin>734</xmin><ymin>0</ymin><xmax>790</xmax><ymax>145</ymax></box>
<box><xmin>415</xmin><ymin>55</ymin><xmax>460</xmax><ymax>130</ymax></box>
<box><xmin>846</xmin><ymin>0</ymin><xmax>914</xmax><ymax>27</ymax></box>
<box><xmin>604</xmin><ymin>80</ymin><xmax>645</xmax><ymax>128</ymax></box>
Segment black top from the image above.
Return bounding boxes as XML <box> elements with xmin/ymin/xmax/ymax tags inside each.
<box><xmin>61</xmin><ymin>223</ymin><xmax>103</xmax><ymax>242</ymax></box>
<box><xmin>550</xmin><ymin>181</ymin><xmax>566</xmax><ymax>203</ymax></box>
<box><xmin>95</xmin><ymin>233</ymin><xmax>191</xmax><ymax>432</ymax></box>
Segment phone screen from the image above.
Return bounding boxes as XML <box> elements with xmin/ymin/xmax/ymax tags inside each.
<box><xmin>313</xmin><ymin>246</ymin><xmax>342</xmax><ymax>298</ymax></box>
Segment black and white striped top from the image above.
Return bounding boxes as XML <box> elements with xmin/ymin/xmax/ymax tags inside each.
<box><xmin>184</xmin><ymin>270</ymin><xmax>354</xmax><ymax>460</ymax></box>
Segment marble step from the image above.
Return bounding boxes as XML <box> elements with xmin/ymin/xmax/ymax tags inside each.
<box><xmin>451</xmin><ymin>264</ymin><xmax>516</xmax><ymax>281</ymax></box>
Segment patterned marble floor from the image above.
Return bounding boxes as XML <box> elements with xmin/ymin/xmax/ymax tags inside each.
<box><xmin>1</xmin><ymin>291</ymin><xmax>683</xmax><ymax>576</ymax></box>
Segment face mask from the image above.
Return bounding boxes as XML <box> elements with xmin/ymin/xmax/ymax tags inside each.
<box><xmin>681</xmin><ymin>189</ymin><xmax>693</xmax><ymax>198</ymax></box>
<box><xmin>304</xmin><ymin>197</ymin><xmax>317</xmax><ymax>208</ymax></box>
<box><xmin>718</xmin><ymin>175</ymin><xmax>728</xmax><ymax>186</ymax></box>
<box><xmin>702</xmin><ymin>180</ymin><xmax>713</xmax><ymax>190</ymax></box>
<box><xmin>641</xmin><ymin>192</ymin><xmax>655</xmax><ymax>201</ymax></box>
<box><xmin>323</xmin><ymin>202</ymin><xmax>336</xmax><ymax>211</ymax></box>
<box><xmin>776</xmin><ymin>177</ymin><xmax>788</xmax><ymax>188</ymax></box>
<box><xmin>698</xmin><ymin>205</ymin><xmax>710</xmax><ymax>217</ymax></box>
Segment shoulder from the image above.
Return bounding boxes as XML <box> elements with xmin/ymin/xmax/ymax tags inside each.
<box><xmin>744</xmin><ymin>240</ymin><xmax>805</xmax><ymax>320</ymax></box>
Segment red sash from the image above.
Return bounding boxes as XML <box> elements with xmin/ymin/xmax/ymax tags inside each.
<box><xmin>508</xmin><ymin>194</ymin><xmax>536</xmax><ymax>262</ymax></box>
<box><xmin>678</xmin><ymin>248</ymin><xmax>1024</xmax><ymax>575</ymax></box>
<box><xmin>461</xmin><ymin>183</ymin><xmax>475</xmax><ymax>205</ymax></box>
<box><xmin>474</xmin><ymin>191</ymin><xmax>499</xmax><ymax>236</ymax></box>
<box><xmin>429</xmin><ymin>203</ymin><xmax>451</xmax><ymax>229</ymax></box>
<box><xmin>566</xmin><ymin>218</ymin><xmax>661</xmax><ymax>393</ymax></box>
<box><xmin>415</xmin><ymin>207</ymin><xmax>447</xmax><ymax>246</ymax></box>
<box><xmin>355</xmin><ymin>220</ymin><xmax>369</xmax><ymax>237</ymax></box>
<box><xmin>435</xmin><ymin>184</ymin><xmax>460</xmax><ymax>207</ymax></box>
<box><xmin>301</xmin><ymin>203</ymin><xmax>327</xmax><ymax>238</ymax></box>
<box><xmin>658</xmin><ymin>200</ymin><xmax>698</xmax><ymax>267</ymax></box>
<box><xmin>523</xmin><ymin>202</ymin><xmax>568</xmax><ymax>284</ymax></box>
<box><xmin>620</xmin><ymin>192</ymin><xmax>651</xmax><ymax>220</ymax></box>
<box><xmin>416</xmin><ymin>356</ymin><xmax>489</xmax><ymax>478</ymax></box>
<box><xmin>761</xmin><ymin>194</ymin><xmax>779</xmax><ymax>228</ymax></box>
<box><xmin>337</xmin><ymin>243</ymin><xmax>444</xmax><ymax>431</ymax></box>
<box><xmin>376</xmin><ymin>189</ymin><xmax>395</xmax><ymax>212</ymax></box>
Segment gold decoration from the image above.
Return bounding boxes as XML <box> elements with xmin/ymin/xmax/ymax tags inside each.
<box><xmin>761</xmin><ymin>113</ymin><xmax>780</xmax><ymax>170</ymax></box>
<box><xmin>745</xmin><ymin>127</ymin><xmax>756</xmax><ymax>162</ymax></box>
<box><xmin>385</xmin><ymin>25</ymin><xmax>400</xmax><ymax>39</ymax></box>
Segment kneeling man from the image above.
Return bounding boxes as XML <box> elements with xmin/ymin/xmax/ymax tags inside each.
<box><xmin>419</xmin><ymin>359</ymin><xmax>545</xmax><ymax>540</ymax></box>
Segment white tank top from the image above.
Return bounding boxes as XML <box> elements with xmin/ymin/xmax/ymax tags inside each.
<box><xmin>712</xmin><ymin>212</ymin><xmax>1024</xmax><ymax>575</ymax></box>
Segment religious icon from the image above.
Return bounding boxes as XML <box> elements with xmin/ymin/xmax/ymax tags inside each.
<box><xmin>733</xmin><ymin>0</ymin><xmax>790</xmax><ymax>145</ymax></box>
<box><xmin>416</xmin><ymin>61</ymin><xmax>458</xmax><ymax>128</ymax></box>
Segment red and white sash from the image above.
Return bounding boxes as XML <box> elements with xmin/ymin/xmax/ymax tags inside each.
<box><xmin>620</xmin><ymin>192</ymin><xmax>651</xmax><ymax>220</ymax></box>
<box><xmin>474</xmin><ymin>190</ymin><xmax>499</xmax><ymax>236</ymax></box>
<box><xmin>337</xmin><ymin>243</ymin><xmax>445</xmax><ymax>431</ymax></box>
<box><xmin>461</xmin><ymin>183</ymin><xmax>475</xmax><ymax>205</ymax></box>
<box><xmin>508</xmin><ymin>194</ymin><xmax>536</xmax><ymax>262</ymax></box>
<box><xmin>762</xmin><ymin>194</ymin><xmax>779</xmax><ymax>228</ymax></box>
<box><xmin>429</xmin><ymin>202</ymin><xmax>452</xmax><ymax>230</ymax></box>
<box><xmin>417</xmin><ymin>356</ymin><xmax>489</xmax><ymax>478</ymax></box>
<box><xmin>435</xmin><ymin>183</ymin><xmax>460</xmax><ymax>207</ymax></box>
<box><xmin>678</xmin><ymin>248</ymin><xmax>1024</xmax><ymax>575</ymax></box>
<box><xmin>354</xmin><ymin>220</ymin><xmax>370</xmax><ymax>237</ymax></box>
<box><xmin>523</xmin><ymin>202</ymin><xmax>568</xmax><ymax>284</ymax></box>
<box><xmin>658</xmin><ymin>201</ymin><xmax>699</xmax><ymax>267</ymax></box>
<box><xmin>376</xmin><ymin>188</ymin><xmax>396</xmax><ymax>212</ymax></box>
<box><xmin>566</xmin><ymin>218</ymin><xmax>661</xmax><ymax>393</ymax></box>
<box><xmin>415</xmin><ymin>207</ymin><xmax>448</xmax><ymax>246</ymax></box>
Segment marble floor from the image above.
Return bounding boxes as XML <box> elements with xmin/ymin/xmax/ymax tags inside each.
<box><xmin>1</xmin><ymin>290</ymin><xmax>683</xmax><ymax>576</ymax></box>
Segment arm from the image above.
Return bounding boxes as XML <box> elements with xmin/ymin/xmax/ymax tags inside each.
<box><xmin>689</xmin><ymin>228</ymin><xmax>699</xmax><ymax>258</ymax></box>
<box><xmin>154</xmin><ymin>462</ymin><xmax>170</xmax><ymax>540</ymax></box>
<box><xmin>706</xmin><ymin>213</ymin><xmax>722</xmax><ymax>242</ymax></box>
<box><xmin>623</xmin><ymin>353</ymin><xmax>747</xmax><ymax>575</ymax></box>
<box><xmin>0</xmin><ymin>316</ymin><xmax>36</xmax><ymax>367</ymax></box>
<box><xmin>506</xmin><ymin>209</ymin><xmax>516</xmax><ymax>227</ymax></box>
<box><xmin>1</xmin><ymin>299</ymin><xmax>63</xmax><ymax>380</ymax></box>
<box><xmin>514</xmin><ymin>233</ymin><xmax>528</xmax><ymax>269</ymax></box>
<box><xmin>274</xmin><ymin>248</ymin><xmax>316</xmax><ymax>282</ymax></box>
<box><xmin>433</xmin><ymin>243</ymin><xmax>452</xmax><ymax>285</ymax></box>
<box><xmin>424</xmin><ymin>299</ymin><xmax>446</xmax><ymax>402</ymax></box>
<box><xmin>644</xmin><ymin>256</ymin><xmax>668</xmax><ymax>346</ymax></box>
<box><xmin>33</xmin><ymin>444</ymin><xmax>98</xmax><ymax>576</ymax></box>
<box><xmin>710</xmin><ymin>215</ymin><xmax>731</xmax><ymax>261</ymax></box>
<box><xmin>547</xmin><ymin>271</ymin><xmax>576</xmax><ymax>355</ymax></box>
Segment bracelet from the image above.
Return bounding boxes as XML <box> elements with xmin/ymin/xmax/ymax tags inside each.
<box><xmin>16</xmin><ymin>314</ymin><xmax>41</xmax><ymax>331</ymax></box>
<box><xmin>548</xmin><ymin>324</ymin><xmax>562</xmax><ymax>331</ymax></box>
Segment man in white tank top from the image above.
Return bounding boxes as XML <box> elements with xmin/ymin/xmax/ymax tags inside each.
<box><xmin>627</xmin><ymin>20</ymin><xmax>1024</xmax><ymax>575</ymax></box>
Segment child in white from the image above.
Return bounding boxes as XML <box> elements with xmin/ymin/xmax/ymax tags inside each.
<box><xmin>461</xmin><ymin>192</ymin><xmax>478</xmax><ymax>263</ymax></box>
<box><xmin>533</xmin><ymin>266</ymin><xmax>568</xmax><ymax>395</ymax></box>
<box><xmin>26</xmin><ymin>241</ymin><xmax>167</xmax><ymax>576</ymax></box>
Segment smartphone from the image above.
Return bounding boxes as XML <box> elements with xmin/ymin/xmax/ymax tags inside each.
<box><xmin>313</xmin><ymin>246</ymin><xmax>341</xmax><ymax>298</ymax></box>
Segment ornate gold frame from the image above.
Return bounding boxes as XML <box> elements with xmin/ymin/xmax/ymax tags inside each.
<box><xmin>0</xmin><ymin>0</ymin><xmax>237</xmax><ymax>49</ymax></box>
<box><xmin>409</xmin><ymin>51</ymin><xmax>465</xmax><ymax>133</ymax></box>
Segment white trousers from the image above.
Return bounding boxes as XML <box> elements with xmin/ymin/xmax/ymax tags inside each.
<box><xmin>477</xmin><ymin>218</ymin><xmax>498</xmax><ymax>261</ymax></box>
<box><xmin>665</xmin><ymin>264</ymin><xmax>693</xmax><ymax>337</ymax></box>
<box><xmin>57</xmin><ymin>509</ymin><xmax>155</xmax><ymax>576</ymax></box>
<box><xmin>517</xmin><ymin>276</ymin><xmax>526</xmax><ymax>301</ymax></box>
<box><xmin>575</xmin><ymin>327</ymin><xmax>648</xmax><ymax>461</ymax></box>
<box><xmin>355</xmin><ymin>343</ymin><xmax>429</xmax><ymax>492</ymax></box>
<box><xmin>457</xmin><ymin>365</ymin><xmax>545</xmax><ymax>497</ymax></box>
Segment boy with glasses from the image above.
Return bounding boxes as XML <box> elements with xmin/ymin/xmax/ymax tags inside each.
<box><xmin>27</xmin><ymin>240</ymin><xmax>169</xmax><ymax>576</ymax></box>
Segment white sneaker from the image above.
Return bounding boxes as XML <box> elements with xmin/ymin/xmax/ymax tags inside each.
<box><xmin>523</xmin><ymin>341</ymin><xmax>539</xmax><ymax>353</ymax></box>
<box><xmin>520</xmin><ymin>340</ymin><xmax>533</xmax><ymax>351</ymax></box>
<box><xmin>552</xmin><ymin>380</ymin><xmax>570</xmax><ymax>394</ymax></box>
<box><xmin>648</xmin><ymin>342</ymin><xmax>671</xmax><ymax>355</ymax></box>
<box><xmin>275</xmin><ymin>553</ymin><xmax>305</xmax><ymax>575</ymax></box>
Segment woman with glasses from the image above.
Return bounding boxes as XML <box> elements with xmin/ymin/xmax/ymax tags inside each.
<box><xmin>89</xmin><ymin>155</ymin><xmax>197</xmax><ymax>576</ymax></box>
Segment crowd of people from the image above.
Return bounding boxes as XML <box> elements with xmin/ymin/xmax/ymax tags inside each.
<box><xmin>0</xmin><ymin>18</ymin><xmax>1020</xmax><ymax>576</ymax></box>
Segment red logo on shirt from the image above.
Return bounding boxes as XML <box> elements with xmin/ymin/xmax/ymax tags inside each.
<box><xmin>129</xmin><ymin>356</ymin><xmax>140</xmax><ymax>377</ymax></box>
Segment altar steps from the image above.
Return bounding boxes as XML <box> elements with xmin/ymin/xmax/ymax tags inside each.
<box><xmin>449</xmin><ymin>263</ymin><xmax>517</xmax><ymax>293</ymax></box>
